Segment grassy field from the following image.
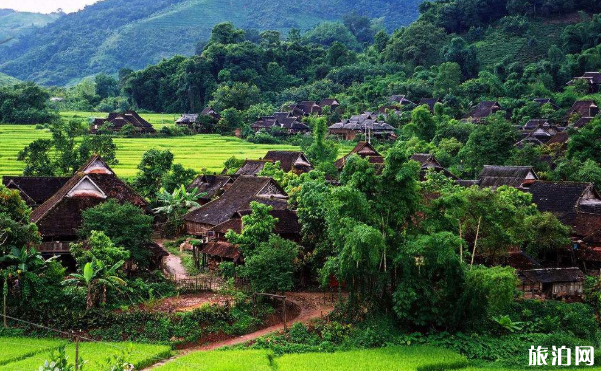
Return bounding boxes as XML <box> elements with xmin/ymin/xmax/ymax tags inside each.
<box><xmin>0</xmin><ymin>338</ymin><xmax>65</xmax><ymax>366</ymax></box>
<box><xmin>0</xmin><ymin>337</ymin><xmax>171</xmax><ymax>371</ymax></box>
<box><xmin>0</xmin><ymin>124</ymin><xmax>301</xmax><ymax>178</ymax></box>
<box><xmin>153</xmin><ymin>350</ymin><xmax>275</xmax><ymax>371</ymax></box>
<box><xmin>1</xmin><ymin>111</ymin><xmax>356</xmax><ymax>178</ymax></box>
<box><xmin>153</xmin><ymin>347</ymin><xmax>468</xmax><ymax>371</ymax></box>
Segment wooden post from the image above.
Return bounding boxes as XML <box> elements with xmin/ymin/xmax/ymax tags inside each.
<box><xmin>74</xmin><ymin>336</ymin><xmax>79</xmax><ymax>371</ymax></box>
<box><xmin>3</xmin><ymin>292</ymin><xmax>7</xmax><ymax>328</ymax></box>
<box><xmin>282</xmin><ymin>297</ymin><xmax>287</xmax><ymax>333</ymax></box>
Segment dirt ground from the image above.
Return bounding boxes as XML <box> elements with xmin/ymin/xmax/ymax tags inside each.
<box><xmin>142</xmin><ymin>291</ymin><xmax>339</xmax><ymax>370</ymax></box>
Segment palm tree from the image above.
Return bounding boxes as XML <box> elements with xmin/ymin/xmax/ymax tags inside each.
<box><xmin>63</xmin><ymin>261</ymin><xmax>126</xmax><ymax>309</ymax></box>
<box><xmin>154</xmin><ymin>185</ymin><xmax>203</xmax><ymax>235</ymax></box>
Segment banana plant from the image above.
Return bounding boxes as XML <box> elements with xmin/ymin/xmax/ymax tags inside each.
<box><xmin>63</xmin><ymin>261</ymin><xmax>126</xmax><ymax>310</ymax></box>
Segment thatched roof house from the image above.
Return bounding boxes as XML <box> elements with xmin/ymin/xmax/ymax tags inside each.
<box><xmin>528</xmin><ymin>181</ymin><xmax>601</xmax><ymax>233</ymax></box>
<box><xmin>568</xmin><ymin>72</ymin><xmax>601</xmax><ymax>93</ymax></box>
<box><xmin>252</xmin><ymin>112</ymin><xmax>310</xmax><ymax>135</ymax></box>
<box><xmin>410</xmin><ymin>153</ymin><xmax>456</xmax><ymax>180</ymax></box>
<box><xmin>519</xmin><ymin>267</ymin><xmax>585</xmax><ymax>299</ymax></box>
<box><xmin>567</xmin><ymin>100</ymin><xmax>599</xmax><ymax>119</ymax></box>
<box><xmin>91</xmin><ymin>111</ymin><xmax>156</xmax><ymax>134</ymax></box>
<box><xmin>187</xmin><ymin>175</ymin><xmax>233</xmax><ymax>204</ymax></box>
<box><xmin>234</xmin><ymin>160</ymin><xmax>271</xmax><ymax>176</ymax></box>
<box><xmin>477</xmin><ymin>165</ymin><xmax>538</xmax><ymax>189</ymax></box>
<box><xmin>176</xmin><ymin>114</ymin><xmax>198</xmax><ymax>125</ymax></box>
<box><xmin>334</xmin><ymin>141</ymin><xmax>385</xmax><ymax>171</ymax></box>
<box><xmin>329</xmin><ymin>112</ymin><xmax>395</xmax><ymax>140</ymax></box>
<box><xmin>419</xmin><ymin>98</ymin><xmax>441</xmax><ymax>113</ymax></box>
<box><xmin>389</xmin><ymin>95</ymin><xmax>415</xmax><ymax>106</ymax></box>
<box><xmin>263</xmin><ymin>151</ymin><xmax>313</xmax><ymax>174</ymax></box>
<box><xmin>29</xmin><ymin>156</ymin><xmax>147</xmax><ymax>254</ymax></box>
<box><xmin>464</xmin><ymin>101</ymin><xmax>502</xmax><ymax>123</ymax></box>
<box><xmin>2</xmin><ymin>176</ymin><xmax>69</xmax><ymax>207</ymax></box>
<box><xmin>184</xmin><ymin>176</ymin><xmax>288</xmax><ymax>235</ymax></box>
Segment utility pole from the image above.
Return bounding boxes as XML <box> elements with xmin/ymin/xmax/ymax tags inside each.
<box><xmin>74</xmin><ymin>336</ymin><xmax>80</xmax><ymax>371</ymax></box>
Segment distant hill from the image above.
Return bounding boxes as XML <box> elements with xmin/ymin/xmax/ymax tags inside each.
<box><xmin>0</xmin><ymin>0</ymin><xmax>423</xmax><ymax>86</ymax></box>
<box><xmin>0</xmin><ymin>9</ymin><xmax>61</xmax><ymax>46</ymax></box>
<box><xmin>0</xmin><ymin>72</ymin><xmax>20</xmax><ymax>87</ymax></box>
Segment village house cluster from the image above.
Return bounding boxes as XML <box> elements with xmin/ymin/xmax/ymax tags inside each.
<box><xmin>6</xmin><ymin>71</ymin><xmax>601</xmax><ymax>302</ymax></box>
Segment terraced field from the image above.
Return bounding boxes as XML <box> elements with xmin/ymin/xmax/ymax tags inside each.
<box><xmin>0</xmin><ymin>337</ymin><xmax>171</xmax><ymax>371</ymax></box>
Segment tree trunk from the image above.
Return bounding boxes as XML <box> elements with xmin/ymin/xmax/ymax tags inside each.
<box><xmin>86</xmin><ymin>285</ymin><xmax>93</xmax><ymax>310</ymax></box>
<box><xmin>470</xmin><ymin>216</ymin><xmax>482</xmax><ymax>269</ymax></box>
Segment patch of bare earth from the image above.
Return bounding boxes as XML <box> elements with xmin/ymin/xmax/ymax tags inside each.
<box><xmin>142</xmin><ymin>292</ymin><xmax>339</xmax><ymax>370</ymax></box>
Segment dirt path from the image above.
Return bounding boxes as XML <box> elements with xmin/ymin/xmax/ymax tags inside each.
<box><xmin>195</xmin><ymin>291</ymin><xmax>335</xmax><ymax>351</ymax></box>
<box><xmin>155</xmin><ymin>239</ymin><xmax>189</xmax><ymax>279</ymax></box>
<box><xmin>143</xmin><ymin>292</ymin><xmax>337</xmax><ymax>370</ymax></box>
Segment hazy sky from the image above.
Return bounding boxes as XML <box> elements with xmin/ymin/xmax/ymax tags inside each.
<box><xmin>0</xmin><ymin>0</ymin><xmax>101</xmax><ymax>13</ymax></box>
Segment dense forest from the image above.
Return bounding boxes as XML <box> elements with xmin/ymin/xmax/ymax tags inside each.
<box><xmin>0</xmin><ymin>0</ymin><xmax>423</xmax><ymax>86</ymax></box>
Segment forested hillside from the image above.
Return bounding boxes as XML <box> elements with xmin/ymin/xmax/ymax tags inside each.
<box><xmin>0</xmin><ymin>9</ymin><xmax>60</xmax><ymax>46</ymax></box>
<box><xmin>0</xmin><ymin>0</ymin><xmax>423</xmax><ymax>86</ymax></box>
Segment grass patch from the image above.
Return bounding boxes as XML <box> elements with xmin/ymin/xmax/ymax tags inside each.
<box><xmin>152</xmin><ymin>349</ymin><xmax>274</xmax><ymax>371</ymax></box>
<box><xmin>0</xmin><ymin>337</ymin><xmax>64</xmax><ymax>366</ymax></box>
<box><xmin>0</xmin><ymin>340</ymin><xmax>171</xmax><ymax>371</ymax></box>
<box><xmin>276</xmin><ymin>346</ymin><xmax>467</xmax><ymax>371</ymax></box>
<box><xmin>152</xmin><ymin>347</ymin><xmax>467</xmax><ymax>371</ymax></box>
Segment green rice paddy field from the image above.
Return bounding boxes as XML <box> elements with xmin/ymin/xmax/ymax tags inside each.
<box><xmin>150</xmin><ymin>346</ymin><xmax>598</xmax><ymax>371</ymax></box>
<box><xmin>2</xmin><ymin>338</ymin><xmax>599</xmax><ymax>371</ymax></box>
<box><xmin>0</xmin><ymin>110</ymin><xmax>306</xmax><ymax>178</ymax></box>
<box><xmin>0</xmin><ymin>337</ymin><xmax>171</xmax><ymax>371</ymax></box>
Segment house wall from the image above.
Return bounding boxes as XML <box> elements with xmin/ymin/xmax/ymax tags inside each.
<box><xmin>552</xmin><ymin>282</ymin><xmax>583</xmax><ymax>297</ymax></box>
<box><xmin>185</xmin><ymin>221</ymin><xmax>212</xmax><ymax>236</ymax></box>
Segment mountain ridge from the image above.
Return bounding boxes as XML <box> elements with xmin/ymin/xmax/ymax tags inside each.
<box><xmin>0</xmin><ymin>0</ymin><xmax>424</xmax><ymax>86</ymax></box>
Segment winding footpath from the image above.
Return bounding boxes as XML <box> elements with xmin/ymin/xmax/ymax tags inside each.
<box><xmin>143</xmin><ymin>292</ymin><xmax>337</xmax><ymax>370</ymax></box>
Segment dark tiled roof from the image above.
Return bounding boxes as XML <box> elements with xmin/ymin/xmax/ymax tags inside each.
<box><xmin>200</xmin><ymin>107</ymin><xmax>220</xmax><ymax>119</ymax></box>
<box><xmin>30</xmin><ymin>156</ymin><xmax>147</xmax><ymax>238</ymax></box>
<box><xmin>466</xmin><ymin>101</ymin><xmax>501</xmax><ymax>122</ymax></box>
<box><xmin>419</xmin><ymin>98</ymin><xmax>440</xmax><ymax>112</ymax></box>
<box><xmin>2</xmin><ymin>176</ymin><xmax>70</xmax><ymax>206</ymax></box>
<box><xmin>546</xmin><ymin>131</ymin><xmax>569</xmax><ymax>146</ymax></box>
<box><xmin>237</xmin><ymin>208</ymin><xmax>301</xmax><ymax>236</ymax></box>
<box><xmin>183</xmin><ymin>176</ymin><xmax>288</xmax><ymax>227</ymax></box>
<box><xmin>410</xmin><ymin>153</ymin><xmax>456</xmax><ymax>180</ymax></box>
<box><xmin>210</xmin><ymin>218</ymin><xmax>243</xmax><ymax>235</ymax></box>
<box><xmin>329</xmin><ymin>112</ymin><xmax>395</xmax><ymax>134</ymax></box>
<box><xmin>319</xmin><ymin>98</ymin><xmax>340</xmax><ymax>107</ymax></box>
<box><xmin>523</xmin><ymin>119</ymin><xmax>550</xmax><ymax>131</ymax></box>
<box><xmin>572</xmin><ymin>116</ymin><xmax>594</xmax><ymax>129</ymax></box>
<box><xmin>176</xmin><ymin>114</ymin><xmax>199</xmax><ymax>124</ymax></box>
<box><xmin>528</xmin><ymin>181</ymin><xmax>597</xmax><ymax>226</ymax></box>
<box><xmin>188</xmin><ymin>175</ymin><xmax>232</xmax><ymax>201</ymax></box>
<box><xmin>263</xmin><ymin>151</ymin><xmax>312</xmax><ymax>173</ymax></box>
<box><xmin>235</xmin><ymin>160</ymin><xmax>270</xmax><ymax>176</ymax></box>
<box><xmin>456</xmin><ymin>179</ymin><xmax>480</xmax><ymax>187</ymax></box>
<box><xmin>567</xmin><ymin>101</ymin><xmax>599</xmax><ymax>117</ymax></box>
<box><xmin>478</xmin><ymin>165</ymin><xmax>537</xmax><ymax>189</ymax></box>
<box><xmin>201</xmin><ymin>241</ymin><xmax>242</xmax><ymax>262</ymax></box>
<box><xmin>519</xmin><ymin>267</ymin><xmax>585</xmax><ymax>283</ymax></box>
<box><xmin>389</xmin><ymin>95</ymin><xmax>415</xmax><ymax>105</ymax></box>
<box><xmin>334</xmin><ymin>142</ymin><xmax>384</xmax><ymax>170</ymax></box>
<box><xmin>91</xmin><ymin>111</ymin><xmax>156</xmax><ymax>134</ymax></box>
